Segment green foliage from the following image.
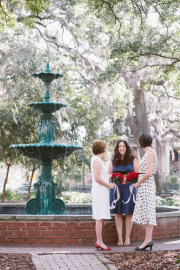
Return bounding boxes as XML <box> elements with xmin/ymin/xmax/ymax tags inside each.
<box><xmin>0</xmin><ymin>4</ymin><xmax>16</xmax><ymax>33</ymax></box>
<box><xmin>0</xmin><ymin>189</ymin><xmax>23</xmax><ymax>201</ymax></box>
<box><xmin>30</xmin><ymin>191</ymin><xmax>36</xmax><ymax>199</ymax></box>
<box><xmin>60</xmin><ymin>191</ymin><xmax>92</xmax><ymax>203</ymax></box>
<box><xmin>22</xmin><ymin>17</ymin><xmax>36</xmax><ymax>28</ymax></box>
<box><xmin>56</xmin><ymin>186</ymin><xmax>68</xmax><ymax>197</ymax></box>
<box><xmin>25</xmin><ymin>0</ymin><xmax>48</xmax><ymax>15</ymax></box>
<box><xmin>171</xmin><ymin>175</ymin><xmax>178</xmax><ymax>184</ymax></box>
<box><xmin>156</xmin><ymin>196</ymin><xmax>180</xmax><ymax>207</ymax></box>
<box><xmin>0</xmin><ymin>0</ymin><xmax>48</xmax><ymax>32</ymax></box>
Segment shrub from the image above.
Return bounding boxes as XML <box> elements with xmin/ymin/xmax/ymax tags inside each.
<box><xmin>56</xmin><ymin>186</ymin><xmax>68</xmax><ymax>197</ymax></box>
<box><xmin>156</xmin><ymin>196</ymin><xmax>180</xmax><ymax>207</ymax></box>
<box><xmin>171</xmin><ymin>176</ymin><xmax>178</xmax><ymax>184</ymax></box>
<box><xmin>60</xmin><ymin>191</ymin><xmax>92</xmax><ymax>203</ymax></box>
<box><xmin>0</xmin><ymin>189</ymin><xmax>23</xmax><ymax>201</ymax></box>
<box><xmin>30</xmin><ymin>191</ymin><xmax>36</xmax><ymax>199</ymax></box>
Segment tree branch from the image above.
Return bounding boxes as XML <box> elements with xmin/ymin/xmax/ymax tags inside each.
<box><xmin>162</xmin><ymin>128</ymin><xmax>180</xmax><ymax>138</ymax></box>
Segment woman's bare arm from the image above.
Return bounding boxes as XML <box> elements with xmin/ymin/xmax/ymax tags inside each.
<box><xmin>133</xmin><ymin>158</ymin><xmax>139</xmax><ymax>173</ymax></box>
<box><xmin>134</xmin><ymin>152</ymin><xmax>155</xmax><ymax>188</ymax></box>
<box><xmin>108</xmin><ymin>161</ymin><xmax>113</xmax><ymax>174</ymax></box>
<box><xmin>94</xmin><ymin>159</ymin><xmax>114</xmax><ymax>189</ymax></box>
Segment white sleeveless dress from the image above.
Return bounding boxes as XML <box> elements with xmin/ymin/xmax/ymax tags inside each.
<box><xmin>91</xmin><ymin>156</ymin><xmax>111</xmax><ymax>220</ymax></box>
<box><xmin>132</xmin><ymin>149</ymin><xmax>158</xmax><ymax>226</ymax></box>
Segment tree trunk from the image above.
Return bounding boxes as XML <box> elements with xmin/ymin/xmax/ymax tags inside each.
<box><xmin>82</xmin><ymin>163</ymin><xmax>85</xmax><ymax>191</ymax></box>
<box><xmin>27</xmin><ymin>167</ymin><xmax>36</xmax><ymax>200</ymax></box>
<box><xmin>123</xmin><ymin>73</ymin><xmax>163</xmax><ymax>192</ymax></box>
<box><xmin>1</xmin><ymin>163</ymin><xmax>11</xmax><ymax>202</ymax></box>
<box><xmin>123</xmin><ymin>74</ymin><xmax>150</xmax><ymax>155</ymax></box>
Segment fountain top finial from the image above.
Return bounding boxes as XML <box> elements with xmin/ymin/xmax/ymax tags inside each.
<box><xmin>28</xmin><ymin>61</ymin><xmax>66</xmax><ymax>112</ymax></box>
<box><xmin>32</xmin><ymin>61</ymin><xmax>63</xmax><ymax>84</ymax></box>
<box><xmin>45</xmin><ymin>61</ymin><xmax>51</xmax><ymax>73</ymax></box>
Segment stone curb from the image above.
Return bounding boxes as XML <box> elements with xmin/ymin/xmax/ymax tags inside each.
<box><xmin>95</xmin><ymin>253</ymin><xmax>118</xmax><ymax>270</ymax></box>
<box><xmin>31</xmin><ymin>254</ymin><xmax>44</xmax><ymax>270</ymax></box>
<box><xmin>106</xmin><ymin>264</ymin><xmax>118</xmax><ymax>270</ymax></box>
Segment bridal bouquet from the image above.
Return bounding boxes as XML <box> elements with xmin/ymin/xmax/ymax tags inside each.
<box><xmin>111</xmin><ymin>173</ymin><xmax>124</xmax><ymax>185</ymax></box>
<box><xmin>126</xmin><ymin>172</ymin><xmax>139</xmax><ymax>184</ymax></box>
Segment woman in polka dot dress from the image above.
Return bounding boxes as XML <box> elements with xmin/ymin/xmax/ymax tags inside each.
<box><xmin>132</xmin><ymin>133</ymin><xmax>158</xmax><ymax>251</ymax></box>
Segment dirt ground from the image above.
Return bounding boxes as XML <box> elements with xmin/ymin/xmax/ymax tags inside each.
<box><xmin>105</xmin><ymin>250</ymin><xmax>180</xmax><ymax>270</ymax></box>
<box><xmin>0</xmin><ymin>253</ymin><xmax>35</xmax><ymax>270</ymax></box>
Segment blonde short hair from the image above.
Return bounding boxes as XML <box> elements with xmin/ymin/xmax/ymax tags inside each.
<box><xmin>92</xmin><ymin>140</ymin><xmax>106</xmax><ymax>155</ymax></box>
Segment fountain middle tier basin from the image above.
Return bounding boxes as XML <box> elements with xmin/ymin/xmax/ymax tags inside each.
<box><xmin>10</xmin><ymin>143</ymin><xmax>83</xmax><ymax>160</ymax></box>
<box><xmin>28</xmin><ymin>102</ymin><xmax>67</xmax><ymax>113</ymax></box>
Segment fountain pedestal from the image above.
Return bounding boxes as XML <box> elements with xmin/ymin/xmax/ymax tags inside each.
<box><xmin>26</xmin><ymin>161</ymin><xmax>66</xmax><ymax>215</ymax></box>
<box><xmin>10</xmin><ymin>62</ymin><xmax>82</xmax><ymax>215</ymax></box>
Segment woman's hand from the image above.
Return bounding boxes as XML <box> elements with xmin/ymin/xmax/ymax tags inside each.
<box><xmin>123</xmin><ymin>175</ymin><xmax>127</xmax><ymax>185</ymax></box>
<box><xmin>133</xmin><ymin>182</ymin><xmax>140</xmax><ymax>189</ymax></box>
<box><xmin>109</xmin><ymin>183</ymin><xmax>115</xmax><ymax>189</ymax></box>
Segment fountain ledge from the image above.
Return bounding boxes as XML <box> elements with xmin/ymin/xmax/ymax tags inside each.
<box><xmin>0</xmin><ymin>209</ymin><xmax>180</xmax><ymax>245</ymax></box>
<box><xmin>0</xmin><ymin>209</ymin><xmax>180</xmax><ymax>220</ymax></box>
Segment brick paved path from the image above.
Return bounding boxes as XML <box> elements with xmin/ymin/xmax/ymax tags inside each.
<box><xmin>0</xmin><ymin>239</ymin><xmax>180</xmax><ymax>270</ymax></box>
<box><xmin>35</xmin><ymin>254</ymin><xmax>109</xmax><ymax>270</ymax></box>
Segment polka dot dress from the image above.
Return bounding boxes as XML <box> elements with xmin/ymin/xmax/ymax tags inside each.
<box><xmin>132</xmin><ymin>149</ymin><xmax>158</xmax><ymax>226</ymax></box>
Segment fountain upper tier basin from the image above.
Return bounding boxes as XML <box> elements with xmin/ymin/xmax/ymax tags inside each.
<box><xmin>10</xmin><ymin>143</ymin><xmax>83</xmax><ymax>160</ymax></box>
<box><xmin>28</xmin><ymin>102</ymin><xmax>67</xmax><ymax>113</ymax></box>
<box><xmin>32</xmin><ymin>71</ymin><xmax>63</xmax><ymax>83</ymax></box>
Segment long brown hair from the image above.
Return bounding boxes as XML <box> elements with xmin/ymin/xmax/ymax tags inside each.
<box><xmin>112</xmin><ymin>140</ymin><xmax>134</xmax><ymax>167</ymax></box>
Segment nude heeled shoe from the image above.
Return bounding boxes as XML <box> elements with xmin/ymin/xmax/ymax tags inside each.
<box><xmin>124</xmin><ymin>237</ymin><xmax>131</xmax><ymax>246</ymax></box>
<box><xmin>117</xmin><ymin>238</ymin><xmax>123</xmax><ymax>246</ymax></box>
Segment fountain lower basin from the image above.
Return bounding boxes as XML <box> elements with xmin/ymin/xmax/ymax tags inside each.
<box><xmin>10</xmin><ymin>143</ymin><xmax>82</xmax><ymax>160</ymax></box>
<box><xmin>28</xmin><ymin>102</ymin><xmax>67</xmax><ymax>113</ymax></box>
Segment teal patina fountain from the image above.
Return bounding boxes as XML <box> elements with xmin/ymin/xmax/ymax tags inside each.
<box><xmin>10</xmin><ymin>62</ymin><xmax>83</xmax><ymax>215</ymax></box>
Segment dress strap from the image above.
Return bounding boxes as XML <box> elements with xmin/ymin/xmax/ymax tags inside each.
<box><xmin>139</xmin><ymin>173</ymin><xmax>154</xmax><ymax>175</ymax></box>
<box><xmin>145</xmin><ymin>150</ymin><xmax>156</xmax><ymax>156</ymax></box>
<box><xmin>92</xmin><ymin>156</ymin><xmax>102</xmax><ymax>163</ymax></box>
<box><xmin>146</xmin><ymin>149</ymin><xmax>154</xmax><ymax>153</ymax></box>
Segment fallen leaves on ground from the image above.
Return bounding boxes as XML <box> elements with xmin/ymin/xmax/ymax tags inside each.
<box><xmin>106</xmin><ymin>250</ymin><xmax>180</xmax><ymax>270</ymax></box>
<box><xmin>0</xmin><ymin>253</ymin><xmax>35</xmax><ymax>270</ymax></box>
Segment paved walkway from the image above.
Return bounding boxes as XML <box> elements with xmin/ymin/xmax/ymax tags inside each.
<box><xmin>0</xmin><ymin>239</ymin><xmax>180</xmax><ymax>269</ymax></box>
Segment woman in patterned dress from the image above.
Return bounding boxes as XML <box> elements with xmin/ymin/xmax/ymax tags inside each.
<box><xmin>132</xmin><ymin>133</ymin><xmax>158</xmax><ymax>251</ymax></box>
<box><xmin>91</xmin><ymin>140</ymin><xmax>115</xmax><ymax>251</ymax></box>
<box><xmin>109</xmin><ymin>140</ymin><xmax>139</xmax><ymax>246</ymax></box>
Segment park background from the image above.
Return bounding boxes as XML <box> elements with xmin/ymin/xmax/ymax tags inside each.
<box><xmin>1</xmin><ymin>0</ymin><xmax>180</xmax><ymax>206</ymax></box>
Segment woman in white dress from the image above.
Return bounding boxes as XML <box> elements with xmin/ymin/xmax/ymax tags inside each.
<box><xmin>91</xmin><ymin>140</ymin><xmax>115</xmax><ymax>251</ymax></box>
<box><xmin>132</xmin><ymin>133</ymin><xmax>158</xmax><ymax>251</ymax></box>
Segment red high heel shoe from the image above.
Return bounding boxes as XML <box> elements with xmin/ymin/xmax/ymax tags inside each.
<box><xmin>95</xmin><ymin>243</ymin><xmax>111</xmax><ymax>251</ymax></box>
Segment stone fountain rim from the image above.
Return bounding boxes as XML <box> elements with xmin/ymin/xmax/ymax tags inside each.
<box><xmin>0</xmin><ymin>203</ymin><xmax>179</xmax><ymax>210</ymax></box>
<box><xmin>28</xmin><ymin>101</ymin><xmax>67</xmax><ymax>106</ymax></box>
<box><xmin>32</xmin><ymin>72</ymin><xmax>63</xmax><ymax>77</ymax></box>
<box><xmin>10</xmin><ymin>143</ymin><xmax>83</xmax><ymax>149</ymax></box>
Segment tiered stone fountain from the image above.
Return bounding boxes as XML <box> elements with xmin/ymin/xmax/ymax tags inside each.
<box><xmin>10</xmin><ymin>62</ymin><xmax>82</xmax><ymax>215</ymax></box>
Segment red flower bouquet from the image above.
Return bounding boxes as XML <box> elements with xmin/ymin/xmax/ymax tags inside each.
<box><xmin>126</xmin><ymin>172</ymin><xmax>139</xmax><ymax>184</ymax></box>
<box><xmin>111</xmin><ymin>173</ymin><xmax>124</xmax><ymax>185</ymax></box>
